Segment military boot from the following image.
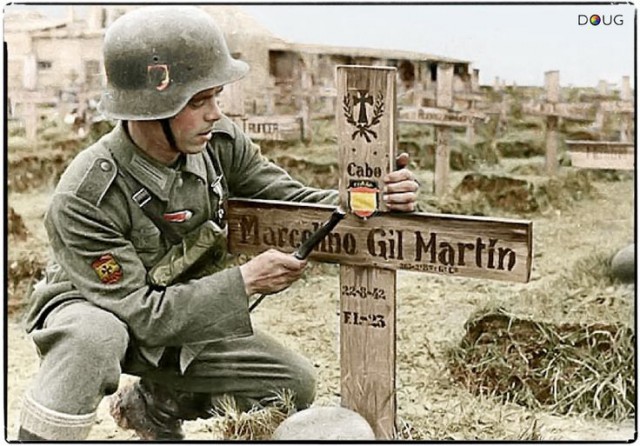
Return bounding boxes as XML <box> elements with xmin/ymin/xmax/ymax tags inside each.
<box><xmin>109</xmin><ymin>380</ymin><xmax>185</xmax><ymax>440</ymax></box>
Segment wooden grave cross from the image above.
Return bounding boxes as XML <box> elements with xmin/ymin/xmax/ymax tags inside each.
<box><xmin>525</xmin><ymin>73</ymin><xmax>634</xmax><ymax>174</ymax></box>
<box><xmin>398</xmin><ymin>63</ymin><xmax>486</xmax><ymax>197</ymax></box>
<box><xmin>597</xmin><ymin>76</ymin><xmax>634</xmax><ymax>144</ymax></box>
<box><xmin>12</xmin><ymin>91</ymin><xmax>57</xmax><ymax>143</ymax></box>
<box><xmin>219</xmin><ymin>77</ymin><xmax>308</xmax><ymax>143</ymax></box>
<box><xmin>522</xmin><ymin>71</ymin><xmax>596</xmax><ymax>175</ymax></box>
<box><xmin>225</xmin><ymin>66</ymin><xmax>533</xmax><ymax>439</ymax></box>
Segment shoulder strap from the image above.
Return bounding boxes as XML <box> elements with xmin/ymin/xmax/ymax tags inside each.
<box><xmin>76</xmin><ymin>157</ymin><xmax>118</xmax><ymax>207</ymax></box>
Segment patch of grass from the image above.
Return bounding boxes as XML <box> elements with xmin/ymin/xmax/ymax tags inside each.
<box><xmin>495</xmin><ymin>130</ymin><xmax>545</xmax><ymax>158</ymax></box>
<box><xmin>448</xmin><ymin>307</ymin><xmax>634</xmax><ymax>421</ymax></box>
<box><xmin>397</xmin><ymin>397</ymin><xmax>542</xmax><ymax>440</ymax></box>
<box><xmin>7</xmin><ymin>136</ymin><xmax>33</xmax><ymax>152</ymax></box>
<box><xmin>7</xmin><ymin>252</ymin><xmax>45</xmax><ymax>316</ymax></box>
<box><xmin>424</xmin><ymin>191</ymin><xmax>501</xmax><ymax>217</ymax></box>
<box><xmin>210</xmin><ymin>390</ymin><xmax>296</xmax><ymax>440</ymax></box>
<box><xmin>432</xmin><ymin>169</ymin><xmax>600</xmax><ymax>217</ymax></box>
<box><xmin>515</xmin><ymin>248</ymin><xmax>634</xmax><ymax>326</ymax></box>
<box><xmin>533</xmin><ymin>169</ymin><xmax>598</xmax><ymax>211</ymax></box>
<box><xmin>510</xmin><ymin>115</ymin><xmax>545</xmax><ymax>131</ymax></box>
<box><xmin>562</xmin><ymin>123</ymin><xmax>601</xmax><ymax>141</ymax></box>
<box><xmin>7</xmin><ymin>120</ymin><xmax>26</xmax><ymax>138</ymax></box>
<box><xmin>448</xmin><ymin>248</ymin><xmax>635</xmax><ymax>423</ymax></box>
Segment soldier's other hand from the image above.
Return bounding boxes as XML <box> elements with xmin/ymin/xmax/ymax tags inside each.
<box><xmin>239</xmin><ymin>249</ymin><xmax>307</xmax><ymax>296</ymax></box>
<box><xmin>382</xmin><ymin>152</ymin><xmax>420</xmax><ymax>212</ymax></box>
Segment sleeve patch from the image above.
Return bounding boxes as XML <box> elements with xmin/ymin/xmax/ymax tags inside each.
<box><xmin>91</xmin><ymin>253</ymin><xmax>123</xmax><ymax>284</ymax></box>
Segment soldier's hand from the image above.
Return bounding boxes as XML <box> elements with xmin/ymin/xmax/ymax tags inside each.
<box><xmin>239</xmin><ymin>249</ymin><xmax>308</xmax><ymax>296</ymax></box>
<box><xmin>382</xmin><ymin>152</ymin><xmax>420</xmax><ymax>212</ymax></box>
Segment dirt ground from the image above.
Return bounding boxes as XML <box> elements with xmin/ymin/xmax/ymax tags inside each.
<box><xmin>5</xmin><ymin>164</ymin><xmax>635</xmax><ymax>440</ymax></box>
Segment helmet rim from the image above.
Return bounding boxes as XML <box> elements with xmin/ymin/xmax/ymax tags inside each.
<box><xmin>97</xmin><ymin>58</ymin><xmax>249</xmax><ymax>121</ymax></box>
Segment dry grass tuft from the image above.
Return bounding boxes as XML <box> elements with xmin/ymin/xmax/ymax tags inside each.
<box><xmin>397</xmin><ymin>397</ymin><xmax>542</xmax><ymax>440</ymax></box>
<box><xmin>210</xmin><ymin>390</ymin><xmax>297</xmax><ymax>440</ymax></box>
<box><xmin>533</xmin><ymin>169</ymin><xmax>598</xmax><ymax>211</ymax></box>
<box><xmin>448</xmin><ymin>307</ymin><xmax>634</xmax><ymax>421</ymax></box>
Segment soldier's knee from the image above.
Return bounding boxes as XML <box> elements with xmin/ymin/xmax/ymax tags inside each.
<box><xmin>288</xmin><ymin>356</ymin><xmax>317</xmax><ymax>410</ymax></box>
<box><xmin>48</xmin><ymin>308</ymin><xmax>129</xmax><ymax>393</ymax></box>
<box><xmin>67</xmin><ymin>313</ymin><xmax>128</xmax><ymax>362</ymax></box>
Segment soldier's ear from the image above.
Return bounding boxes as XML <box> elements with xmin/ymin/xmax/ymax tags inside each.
<box><xmin>395</xmin><ymin>152</ymin><xmax>410</xmax><ymax>170</ymax></box>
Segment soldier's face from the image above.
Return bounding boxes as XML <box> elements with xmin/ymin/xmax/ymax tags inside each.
<box><xmin>170</xmin><ymin>86</ymin><xmax>224</xmax><ymax>154</ymax></box>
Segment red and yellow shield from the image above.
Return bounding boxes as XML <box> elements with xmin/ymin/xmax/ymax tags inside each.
<box><xmin>348</xmin><ymin>180</ymin><xmax>379</xmax><ymax>219</ymax></box>
<box><xmin>91</xmin><ymin>253</ymin><xmax>123</xmax><ymax>284</ymax></box>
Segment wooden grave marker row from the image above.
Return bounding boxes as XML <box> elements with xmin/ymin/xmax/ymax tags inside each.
<box><xmin>525</xmin><ymin>72</ymin><xmax>634</xmax><ymax>175</ymax></box>
<box><xmin>225</xmin><ymin>65</ymin><xmax>533</xmax><ymax>439</ymax></box>
<box><xmin>219</xmin><ymin>78</ymin><xmax>309</xmax><ymax>142</ymax></box>
<box><xmin>597</xmin><ymin>76</ymin><xmax>634</xmax><ymax>143</ymax></box>
<box><xmin>398</xmin><ymin>64</ymin><xmax>486</xmax><ymax>197</ymax></box>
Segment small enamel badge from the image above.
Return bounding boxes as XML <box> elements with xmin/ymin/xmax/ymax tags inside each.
<box><xmin>163</xmin><ymin>210</ymin><xmax>193</xmax><ymax>223</ymax></box>
<box><xmin>91</xmin><ymin>254</ymin><xmax>123</xmax><ymax>284</ymax></box>
<box><xmin>147</xmin><ymin>64</ymin><xmax>170</xmax><ymax>91</ymax></box>
<box><xmin>348</xmin><ymin>180</ymin><xmax>379</xmax><ymax>219</ymax></box>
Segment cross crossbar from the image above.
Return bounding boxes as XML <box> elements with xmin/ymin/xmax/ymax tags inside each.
<box><xmin>227</xmin><ymin>199</ymin><xmax>532</xmax><ymax>283</ymax></box>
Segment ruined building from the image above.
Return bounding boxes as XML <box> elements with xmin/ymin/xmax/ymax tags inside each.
<box><xmin>5</xmin><ymin>5</ymin><xmax>479</xmax><ymax>119</ymax></box>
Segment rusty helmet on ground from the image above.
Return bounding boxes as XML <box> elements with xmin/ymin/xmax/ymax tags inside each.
<box><xmin>98</xmin><ymin>6</ymin><xmax>249</xmax><ymax>121</ymax></box>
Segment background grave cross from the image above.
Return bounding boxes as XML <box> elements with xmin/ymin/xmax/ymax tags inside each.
<box><xmin>398</xmin><ymin>63</ymin><xmax>487</xmax><ymax>197</ymax></box>
<box><xmin>226</xmin><ymin>65</ymin><xmax>533</xmax><ymax>439</ymax></box>
<box><xmin>522</xmin><ymin>71</ymin><xmax>635</xmax><ymax>175</ymax></box>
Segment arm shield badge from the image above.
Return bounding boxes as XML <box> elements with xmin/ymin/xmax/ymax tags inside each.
<box><xmin>91</xmin><ymin>253</ymin><xmax>123</xmax><ymax>284</ymax></box>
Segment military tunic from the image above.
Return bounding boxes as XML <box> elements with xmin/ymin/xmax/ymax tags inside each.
<box><xmin>21</xmin><ymin>116</ymin><xmax>337</xmax><ymax>437</ymax></box>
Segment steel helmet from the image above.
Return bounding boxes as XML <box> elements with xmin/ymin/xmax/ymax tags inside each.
<box><xmin>98</xmin><ymin>6</ymin><xmax>249</xmax><ymax>120</ymax></box>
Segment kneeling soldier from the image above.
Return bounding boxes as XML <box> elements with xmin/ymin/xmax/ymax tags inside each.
<box><xmin>17</xmin><ymin>6</ymin><xmax>419</xmax><ymax>441</ymax></box>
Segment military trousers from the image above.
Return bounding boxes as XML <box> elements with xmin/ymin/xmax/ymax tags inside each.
<box><xmin>20</xmin><ymin>299</ymin><xmax>316</xmax><ymax>440</ymax></box>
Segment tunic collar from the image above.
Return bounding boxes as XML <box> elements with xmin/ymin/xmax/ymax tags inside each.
<box><xmin>105</xmin><ymin>122</ymin><xmax>208</xmax><ymax>201</ymax></box>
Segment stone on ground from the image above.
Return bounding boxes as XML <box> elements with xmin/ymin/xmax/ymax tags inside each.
<box><xmin>271</xmin><ymin>406</ymin><xmax>375</xmax><ymax>440</ymax></box>
<box><xmin>611</xmin><ymin>244</ymin><xmax>635</xmax><ymax>283</ymax></box>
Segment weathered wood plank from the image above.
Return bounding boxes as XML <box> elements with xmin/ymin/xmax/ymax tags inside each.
<box><xmin>336</xmin><ymin>66</ymin><xmax>397</xmax><ymax>215</ymax></box>
<box><xmin>398</xmin><ymin>107</ymin><xmax>478</xmax><ymax>128</ymax></box>
<box><xmin>434</xmin><ymin>126</ymin><xmax>451</xmax><ymax>197</ymax></box>
<box><xmin>599</xmin><ymin>101</ymin><xmax>634</xmax><ymax>114</ymax></box>
<box><xmin>227</xmin><ymin>199</ymin><xmax>533</xmax><ymax>283</ymax></box>
<box><xmin>340</xmin><ymin>266</ymin><xmax>396</xmax><ymax>439</ymax></box>
<box><xmin>545</xmin><ymin>115</ymin><xmax>559</xmax><ymax>175</ymax></box>
<box><xmin>336</xmin><ymin>65</ymin><xmax>397</xmax><ymax>439</ymax></box>
<box><xmin>436</xmin><ymin>63</ymin><xmax>454</xmax><ymax>109</ymax></box>
<box><xmin>545</xmin><ymin>70</ymin><xmax>560</xmax><ymax>103</ymax></box>
<box><xmin>566</xmin><ymin>140</ymin><xmax>634</xmax><ymax>170</ymax></box>
<box><xmin>232</xmin><ymin>115</ymin><xmax>303</xmax><ymax>141</ymax></box>
<box><xmin>522</xmin><ymin>102</ymin><xmax>595</xmax><ymax>121</ymax></box>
